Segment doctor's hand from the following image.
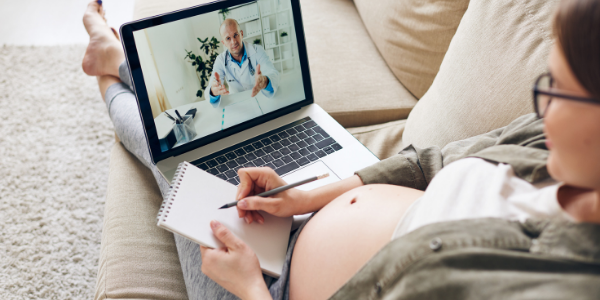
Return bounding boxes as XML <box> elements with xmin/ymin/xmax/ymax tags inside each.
<box><xmin>251</xmin><ymin>64</ymin><xmax>269</xmax><ymax>97</ymax></box>
<box><xmin>199</xmin><ymin>220</ymin><xmax>272</xmax><ymax>300</ymax></box>
<box><xmin>235</xmin><ymin>167</ymin><xmax>311</xmax><ymax>224</ymax></box>
<box><xmin>210</xmin><ymin>73</ymin><xmax>229</xmax><ymax>97</ymax></box>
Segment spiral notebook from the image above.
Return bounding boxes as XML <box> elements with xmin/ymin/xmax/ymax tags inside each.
<box><xmin>156</xmin><ymin>161</ymin><xmax>293</xmax><ymax>277</ymax></box>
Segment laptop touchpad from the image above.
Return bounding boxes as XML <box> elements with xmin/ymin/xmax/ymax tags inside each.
<box><xmin>282</xmin><ymin>161</ymin><xmax>340</xmax><ymax>191</ymax></box>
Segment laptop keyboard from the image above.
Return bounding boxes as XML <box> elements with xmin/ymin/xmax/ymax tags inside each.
<box><xmin>191</xmin><ymin>117</ymin><xmax>343</xmax><ymax>185</ymax></box>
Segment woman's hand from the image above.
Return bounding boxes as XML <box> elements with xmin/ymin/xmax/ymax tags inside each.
<box><xmin>236</xmin><ymin>167</ymin><xmax>311</xmax><ymax>224</ymax></box>
<box><xmin>200</xmin><ymin>220</ymin><xmax>272</xmax><ymax>300</ymax></box>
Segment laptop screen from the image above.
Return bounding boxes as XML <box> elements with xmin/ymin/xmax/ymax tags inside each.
<box><xmin>121</xmin><ymin>0</ymin><xmax>313</xmax><ymax>163</ymax></box>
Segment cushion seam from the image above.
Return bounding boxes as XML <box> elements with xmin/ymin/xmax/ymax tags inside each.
<box><xmin>524</xmin><ymin>2</ymin><xmax>552</xmax><ymax>47</ymax></box>
<box><xmin>350</xmin><ymin>121</ymin><xmax>406</xmax><ymax>135</ymax></box>
<box><xmin>330</xmin><ymin>107</ymin><xmax>414</xmax><ymax>116</ymax></box>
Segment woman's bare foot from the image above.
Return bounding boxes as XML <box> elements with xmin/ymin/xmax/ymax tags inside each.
<box><xmin>82</xmin><ymin>0</ymin><xmax>124</xmax><ymax>77</ymax></box>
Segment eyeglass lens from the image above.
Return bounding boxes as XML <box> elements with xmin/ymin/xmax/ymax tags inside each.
<box><xmin>537</xmin><ymin>75</ymin><xmax>553</xmax><ymax>117</ymax></box>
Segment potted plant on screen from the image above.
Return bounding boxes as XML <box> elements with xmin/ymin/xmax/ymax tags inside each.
<box><xmin>253</xmin><ymin>38</ymin><xmax>263</xmax><ymax>48</ymax></box>
<box><xmin>184</xmin><ymin>36</ymin><xmax>220</xmax><ymax>98</ymax></box>
<box><xmin>218</xmin><ymin>8</ymin><xmax>230</xmax><ymax>21</ymax></box>
<box><xmin>280</xmin><ymin>31</ymin><xmax>289</xmax><ymax>43</ymax></box>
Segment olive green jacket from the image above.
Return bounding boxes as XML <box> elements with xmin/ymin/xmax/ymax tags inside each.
<box><xmin>331</xmin><ymin>218</ymin><xmax>600</xmax><ymax>299</ymax></box>
<box><xmin>335</xmin><ymin>113</ymin><xmax>600</xmax><ymax>299</ymax></box>
<box><xmin>356</xmin><ymin>113</ymin><xmax>549</xmax><ymax>189</ymax></box>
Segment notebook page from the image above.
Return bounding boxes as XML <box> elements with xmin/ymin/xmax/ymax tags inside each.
<box><xmin>158</xmin><ymin>162</ymin><xmax>293</xmax><ymax>277</ymax></box>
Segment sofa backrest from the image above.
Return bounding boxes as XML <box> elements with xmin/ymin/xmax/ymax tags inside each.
<box><xmin>353</xmin><ymin>0</ymin><xmax>471</xmax><ymax>99</ymax></box>
<box><xmin>401</xmin><ymin>0</ymin><xmax>559</xmax><ymax>149</ymax></box>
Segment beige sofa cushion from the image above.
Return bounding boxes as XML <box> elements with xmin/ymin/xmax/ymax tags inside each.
<box><xmin>133</xmin><ymin>0</ymin><xmax>417</xmax><ymax>128</ymax></box>
<box><xmin>401</xmin><ymin>0</ymin><xmax>559</xmax><ymax>149</ymax></box>
<box><xmin>348</xmin><ymin>119</ymin><xmax>407</xmax><ymax>160</ymax></box>
<box><xmin>95</xmin><ymin>143</ymin><xmax>187</xmax><ymax>300</ymax></box>
<box><xmin>353</xmin><ymin>0</ymin><xmax>470</xmax><ymax>99</ymax></box>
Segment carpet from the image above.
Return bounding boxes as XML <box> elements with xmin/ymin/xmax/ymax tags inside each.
<box><xmin>0</xmin><ymin>45</ymin><xmax>115</xmax><ymax>299</ymax></box>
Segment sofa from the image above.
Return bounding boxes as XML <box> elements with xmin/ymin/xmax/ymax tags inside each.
<box><xmin>94</xmin><ymin>0</ymin><xmax>558</xmax><ymax>298</ymax></box>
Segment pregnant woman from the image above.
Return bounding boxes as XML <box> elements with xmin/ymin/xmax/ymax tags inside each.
<box><xmin>198</xmin><ymin>0</ymin><xmax>600</xmax><ymax>299</ymax></box>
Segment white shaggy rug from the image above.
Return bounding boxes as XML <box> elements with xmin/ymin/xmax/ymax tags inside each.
<box><xmin>0</xmin><ymin>45</ymin><xmax>115</xmax><ymax>299</ymax></box>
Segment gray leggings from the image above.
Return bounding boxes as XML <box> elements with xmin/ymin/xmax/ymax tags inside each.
<box><xmin>104</xmin><ymin>62</ymin><xmax>306</xmax><ymax>300</ymax></box>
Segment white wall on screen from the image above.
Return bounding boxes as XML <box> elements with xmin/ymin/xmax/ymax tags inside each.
<box><xmin>145</xmin><ymin>19</ymin><xmax>201</xmax><ymax>109</ymax></box>
<box><xmin>133</xmin><ymin>30</ymin><xmax>171</xmax><ymax>118</ymax></box>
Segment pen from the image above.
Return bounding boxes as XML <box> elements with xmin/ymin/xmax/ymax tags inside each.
<box><xmin>175</xmin><ymin>110</ymin><xmax>184</xmax><ymax>122</ymax></box>
<box><xmin>164</xmin><ymin>111</ymin><xmax>176</xmax><ymax>121</ymax></box>
<box><xmin>218</xmin><ymin>173</ymin><xmax>330</xmax><ymax>209</ymax></box>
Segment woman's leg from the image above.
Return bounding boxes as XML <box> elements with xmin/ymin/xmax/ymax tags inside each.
<box><xmin>289</xmin><ymin>185</ymin><xmax>424</xmax><ymax>300</ymax></box>
<box><xmin>103</xmin><ymin>76</ymin><xmax>173</xmax><ymax>193</ymax></box>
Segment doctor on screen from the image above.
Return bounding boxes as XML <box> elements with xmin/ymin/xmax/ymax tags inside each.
<box><xmin>205</xmin><ymin>18</ymin><xmax>280</xmax><ymax>105</ymax></box>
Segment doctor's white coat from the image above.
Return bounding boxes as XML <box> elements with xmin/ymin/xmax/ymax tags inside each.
<box><xmin>204</xmin><ymin>41</ymin><xmax>280</xmax><ymax>104</ymax></box>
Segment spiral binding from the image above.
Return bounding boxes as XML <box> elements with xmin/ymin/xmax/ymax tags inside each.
<box><xmin>156</xmin><ymin>161</ymin><xmax>189</xmax><ymax>224</ymax></box>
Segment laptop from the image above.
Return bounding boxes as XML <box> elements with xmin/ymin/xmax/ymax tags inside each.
<box><xmin>119</xmin><ymin>0</ymin><xmax>379</xmax><ymax>202</ymax></box>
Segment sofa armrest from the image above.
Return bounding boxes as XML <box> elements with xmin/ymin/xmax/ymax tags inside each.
<box><xmin>95</xmin><ymin>143</ymin><xmax>187</xmax><ymax>300</ymax></box>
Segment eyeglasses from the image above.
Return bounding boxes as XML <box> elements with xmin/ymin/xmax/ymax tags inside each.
<box><xmin>532</xmin><ymin>73</ymin><xmax>600</xmax><ymax>118</ymax></box>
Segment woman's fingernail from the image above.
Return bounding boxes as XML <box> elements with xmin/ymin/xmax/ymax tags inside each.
<box><xmin>236</xmin><ymin>184</ymin><xmax>245</xmax><ymax>200</ymax></box>
<box><xmin>238</xmin><ymin>200</ymin><xmax>248</xmax><ymax>209</ymax></box>
<box><xmin>211</xmin><ymin>220</ymin><xmax>221</xmax><ymax>229</ymax></box>
<box><xmin>258</xmin><ymin>218</ymin><xmax>264</xmax><ymax>224</ymax></box>
<box><xmin>245</xmin><ymin>216</ymin><xmax>250</xmax><ymax>224</ymax></box>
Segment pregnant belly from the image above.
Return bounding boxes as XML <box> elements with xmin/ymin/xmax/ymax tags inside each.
<box><xmin>289</xmin><ymin>184</ymin><xmax>424</xmax><ymax>300</ymax></box>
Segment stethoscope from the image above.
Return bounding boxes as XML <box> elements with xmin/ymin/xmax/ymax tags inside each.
<box><xmin>224</xmin><ymin>48</ymin><xmax>256</xmax><ymax>79</ymax></box>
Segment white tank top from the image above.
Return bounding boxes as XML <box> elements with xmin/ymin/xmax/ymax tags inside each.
<box><xmin>392</xmin><ymin>158</ymin><xmax>573</xmax><ymax>240</ymax></box>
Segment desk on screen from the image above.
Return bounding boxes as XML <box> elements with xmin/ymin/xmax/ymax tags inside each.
<box><xmin>154</xmin><ymin>70</ymin><xmax>305</xmax><ymax>150</ymax></box>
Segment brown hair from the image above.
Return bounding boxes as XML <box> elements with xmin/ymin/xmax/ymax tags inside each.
<box><xmin>553</xmin><ymin>0</ymin><xmax>600</xmax><ymax>99</ymax></box>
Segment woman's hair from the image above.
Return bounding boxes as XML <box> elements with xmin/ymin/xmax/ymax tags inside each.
<box><xmin>553</xmin><ymin>0</ymin><xmax>600</xmax><ymax>99</ymax></box>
